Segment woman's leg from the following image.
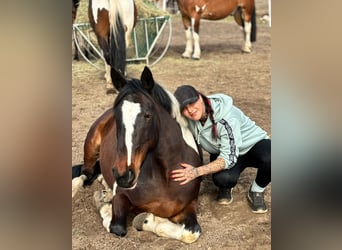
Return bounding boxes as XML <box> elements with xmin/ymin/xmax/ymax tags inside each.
<box><xmin>211</xmin><ymin>154</ymin><xmax>247</xmax><ymax>204</ymax></box>
<box><xmin>243</xmin><ymin>139</ymin><xmax>271</xmax><ymax>213</ymax></box>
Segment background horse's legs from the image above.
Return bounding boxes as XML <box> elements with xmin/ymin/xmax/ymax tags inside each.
<box><xmin>182</xmin><ymin>27</ymin><xmax>193</xmax><ymax>58</ymax></box>
<box><xmin>181</xmin><ymin>16</ymin><xmax>193</xmax><ymax>58</ymax></box>
<box><xmin>239</xmin><ymin>4</ymin><xmax>256</xmax><ymax>53</ymax></box>
<box><xmin>104</xmin><ymin>62</ymin><xmax>112</xmax><ymax>89</ymax></box>
<box><xmin>242</xmin><ymin>21</ymin><xmax>252</xmax><ymax>53</ymax></box>
<box><xmin>97</xmin><ymin>36</ymin><xmax>113</xmax><ymax>87</ymax></box>
<box><xmin>192</xmin><ymin>17</ymin><xmax>201</xmax><ymax>59</ymax></box>
<box><xmin>192</xmin><ymin>31</ymin><xmax>200</xmax><ymax>59</ymax></box>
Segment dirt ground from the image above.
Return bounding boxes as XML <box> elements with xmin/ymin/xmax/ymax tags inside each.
<box><xmin>72</xmin><ymin>1</ymin><xmax>271</xmax><ymax>249</ymax></box>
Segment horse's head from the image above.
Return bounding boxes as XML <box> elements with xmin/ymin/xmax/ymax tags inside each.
<box><xmin>111</xmin><ymin>67</ymin><xmax>160</xmax><ymax>188</ymax></box>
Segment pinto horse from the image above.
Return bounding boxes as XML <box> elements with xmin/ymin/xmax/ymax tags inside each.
<box><xmin>72</xmin><ymin>67</ymin><xmax>203</xmax><ymax>243</ymax></box>
<box><xmin>88</xmin><ymin>0</ymin><xmax>137</xmax><ymax>90</ymax></box>
<box><xmin>176</xmin><ymin>0</ymin><xmax>256</xmax><ymax>59</ymax></box>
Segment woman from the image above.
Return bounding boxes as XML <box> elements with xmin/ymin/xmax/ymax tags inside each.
<box><xmin>171</xmin><ymin>85</ymin><xmax>271</xmax><ymax>213</ymax></box>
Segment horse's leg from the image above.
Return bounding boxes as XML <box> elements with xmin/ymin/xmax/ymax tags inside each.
<box><xmin>133</xmin><ymin>213</ymin><xmax>186</xmax><ymax>240</ymax></box>
<box><xmin>240</xmin><ymin>6</ymin><xmax>256</xmax><ymax>53</ymax></box>
<box><xmin>110</xmin><ymin>193</ymin><xmax>131</xmax><ymax>236</ymax></box>
<box><xmin>104</xmin><ymin>62</ymin><xmax>113</xmax><ymax>91</ymax></box>
<box><xmin>72</xmin><ymin>127</ymin><xmax>102</xmax><ymax>197</ymax></box>
<box><xmin>191</xmin><ymin>16</ymin><xmax>201</xmax><ymax>60</ymax></box>
<box><xmin>93</xmin><ymin>190</ymin><xmax>114</xmax><ymax>232</ymax></box>
<box><xmin>72</xmin><ymin>36</ymin><xmax>79</xmax><ymax>60</ymax></box>
<box><xmin>133</xmin><ymin>200</ymin><xmax>201</xmax><ymax>243</ymax></box>
<box><xmin>97</xmin><ymin>36</ymin><xmax>113</xmax><ymax>90</ymax></box>
<box><xmin>181</xmin><ymin>16</ymin><xmax>193</xmax><ymax>58</ymax></box>
<box><xmin>72</xmin><ymin>109</ymin><xmax>114</xmax><ymax>198</ymax></box>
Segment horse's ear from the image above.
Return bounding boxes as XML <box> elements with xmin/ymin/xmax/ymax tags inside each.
<box><xmin>141</xmin><ymin>66</ymin><xmax>154</xmax><ymax>92</ymax></box>
<box><xmin>111</xmin><ymin>67</ymin><xmax>127</xmax><ymax>91</ymax></box>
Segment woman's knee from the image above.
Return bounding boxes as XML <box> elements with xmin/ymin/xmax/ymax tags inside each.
<box><xmin>212</xmin><ymin>170</ymin><xmax>239</xmax><ymax>188</ymax></box>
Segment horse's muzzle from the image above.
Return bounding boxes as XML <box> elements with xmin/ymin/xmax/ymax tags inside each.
<box><xmin>112</xmin><ymin>168</ymin><xmax>136</xmax><ymax>188</ymax></box>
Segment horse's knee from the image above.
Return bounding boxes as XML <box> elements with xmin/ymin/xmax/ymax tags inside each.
<box><xmin>83</xmin><ymin>161</ymin><xmax>102</xmax><ymax>186</ymax></box>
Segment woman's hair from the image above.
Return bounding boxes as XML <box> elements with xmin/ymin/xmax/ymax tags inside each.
<box><xmin>199</xmin><ymin>92</ymin><xmax>218</xmax><ymax>141</ymax></box>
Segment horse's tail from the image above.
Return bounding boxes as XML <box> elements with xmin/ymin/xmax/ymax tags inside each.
<box><xmin>109</xmin><ymin>0</ymin><xmax>126</xmax><ymax>75</ymax></box>
<box><xmin>250</xmin><ymin>6</ymin><xmax>257</xmax><ymax>42</ymax></box>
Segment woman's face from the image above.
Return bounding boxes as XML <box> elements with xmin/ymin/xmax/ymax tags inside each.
<box><xmin>181</xmin><ymin>95</ymin><xmax>205</xmax><ymax>121</ymax></box>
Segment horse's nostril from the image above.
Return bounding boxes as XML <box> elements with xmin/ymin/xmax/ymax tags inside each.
<box><xmin>112</xmin><ymin>168</ymin><xmax>135</xmax><ymax>188</ymax></box>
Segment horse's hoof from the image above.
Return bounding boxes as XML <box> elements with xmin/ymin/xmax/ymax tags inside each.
<box><xmin>181</xmin><ymin>52</ymin><xmax>192</xmax><ymax>59</ymax></box>
<box><xmin>192</xmin><ymin>56</ymin><xmax>200</xmax><ymax>60</ymax></box>
<box><xmin>241</xmin><ymin>47</ymin><xmax>251</xmax><ymax>53</ymax></box>
<box><xmin>132</xmin><ymin>212</ymin><xmax>150</xmax><ymax>231</ymax></box>
<box><xmin>72</xmin><ymin>174</ymin><xmax>87</xmax><ymax>198</ymax></box>
<box><xmin>110</xmin><ymin>224</ymin><xmax>127</xmax><ymax>237</ymax></box>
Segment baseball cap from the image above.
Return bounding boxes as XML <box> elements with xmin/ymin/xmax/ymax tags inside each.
<box><xmin>174</xmin><ymin>85</ymin><xmax>199</xmax><ymax>111</ymax></box>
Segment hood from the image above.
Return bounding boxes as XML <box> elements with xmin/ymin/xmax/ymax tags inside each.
<box><xmin>208</xmin><ymin>94</ymin><xmax>233</xmax><ymax>123</ymax></box>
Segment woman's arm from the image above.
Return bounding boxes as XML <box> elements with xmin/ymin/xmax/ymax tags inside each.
<box><xmin>170</xmin><ymin>158</ymin><xmax>225</xmax><ymax>185</ymax></box>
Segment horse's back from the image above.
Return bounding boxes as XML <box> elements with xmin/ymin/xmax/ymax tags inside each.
<box><xmin>178</xmin><ymin>0</ymin><xmax>254</xmax><ymax>20</ymax></box>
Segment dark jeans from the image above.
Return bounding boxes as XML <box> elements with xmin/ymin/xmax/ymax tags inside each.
<box><xmin>211</xmin><ymin>139</ymin><xmax>271</xmax><ymax>189</ymax></box>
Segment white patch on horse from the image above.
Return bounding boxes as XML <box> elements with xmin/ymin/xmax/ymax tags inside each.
<box><xmin>195</xmin><ymin>4</ymin><xmax>206</xmax><ymax>13</ymax></box>
<box><xmin>164</xmin><ymin>88</ymin><xmax>199</xmax><ymax>154</ymax></box>
<box><xmin>121</xmin><ymin>100</ymin><xmax>141</xmax><ymax>166</ymax></box>
<box><xmin>112</xmin><ymin>182</ymin><xmax>118</xmax><ymax>195</ymax></box>
<box><xmin>137</xmin><ymin>213</ymin><xmax>200</xmax><ymax>243</ymax></box>
<box><xmin>92</xmin><ymin>0</ymin><xmax>109</xmax><ymax>24</ymax></box>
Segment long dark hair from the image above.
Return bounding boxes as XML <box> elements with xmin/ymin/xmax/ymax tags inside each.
<box><xmin>199</xmin><ymin>92</ymin><xmax>218</xmax><ymax>141</ymax></box>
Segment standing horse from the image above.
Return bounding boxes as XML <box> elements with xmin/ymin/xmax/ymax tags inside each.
<box><xmin>88</xmin><ymin>0</ymin><xmax>137</xmax><ymax>90</ymax></box>
<box><xmin>176</xmin><ymin>0</ymin><xmax>256</xmax><ymax>59</ymax></box>
<box><xmin>72</xmin><ymin>67</ymin><xmax>203</xmax><ymax>243</ymax></box>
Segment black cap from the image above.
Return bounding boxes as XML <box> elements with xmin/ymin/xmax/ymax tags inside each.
<box><xmin>174</xmin><ymin>85</ymin><xmax>199</xmax><ymax>111</ymax></box>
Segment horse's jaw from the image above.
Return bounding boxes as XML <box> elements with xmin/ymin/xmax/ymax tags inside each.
<box><xmin>119</xmin><ymin>181</ymin><xmax>137</xmax><ymax>190</ymax></box>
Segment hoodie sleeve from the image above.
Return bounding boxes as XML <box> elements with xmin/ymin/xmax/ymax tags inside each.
<box><xmin>216</xmin><ymin>118</ymin><xmax>242</xmax><ymax>169</ymax></box>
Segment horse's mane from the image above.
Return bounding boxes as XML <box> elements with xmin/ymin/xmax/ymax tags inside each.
<box><xmin>113</xmin><ymin>78</ymin><xmax>172</xmax><ymax>115</ymax></box>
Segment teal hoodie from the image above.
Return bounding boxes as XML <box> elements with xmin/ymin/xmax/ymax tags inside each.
<box><xmin>187</xmin><ymin>94</ymin><xmax>269</xmax><ymax>169</ymax></box>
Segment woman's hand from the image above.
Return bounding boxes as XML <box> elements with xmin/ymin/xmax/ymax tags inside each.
<box><xmin>170</xmin><ymin>162</ymin><xmax>199</xmax><ymax>185</ymax></box>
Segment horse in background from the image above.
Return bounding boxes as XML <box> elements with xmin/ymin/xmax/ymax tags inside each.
<box><xmin>72</xmin><ymin>0</ymin><xmax>80</xmax><ymax>60</ymax></box>
<box><xmin>72</xmin><ymin>66</ymin><xmax>203</xmax><ymax>243</ymax></box>
<box><xmin>88</xmin><ymin>0</ymin><xmax>137</xmax><ymax>91</ymax></box>
<box><xmin>176</xmin><ymin>0</ymin><xmax>256</xmax><ymax>59</ymax></box>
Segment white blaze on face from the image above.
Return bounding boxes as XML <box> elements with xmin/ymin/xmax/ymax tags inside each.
<box><xmin>121</xmin><ymin>100</ymin><xmax>141</xmax><ymax>166</ymax></box>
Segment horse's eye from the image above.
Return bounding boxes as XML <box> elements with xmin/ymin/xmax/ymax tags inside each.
<box><xmin>144</xmin><ymin>113</ymin><xmax>151</xmax><ymax>119</ymax></box>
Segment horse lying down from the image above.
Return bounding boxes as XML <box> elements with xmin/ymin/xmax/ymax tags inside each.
<box><xmin>72</xmin><ymin>66</ymin><xmax>203</xmax><ymax>243</ymax></box>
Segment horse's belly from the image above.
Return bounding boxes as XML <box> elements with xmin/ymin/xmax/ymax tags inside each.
<box><xmin>201</xmin><ymin>8</ymin><xmax>234</xmax><ymax>20</ymax></box>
